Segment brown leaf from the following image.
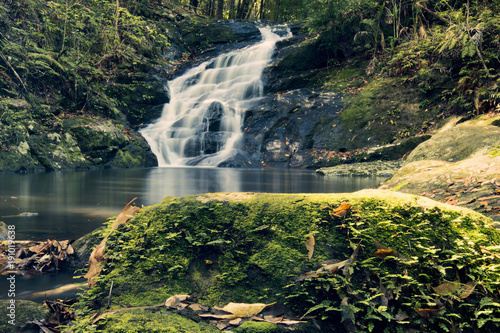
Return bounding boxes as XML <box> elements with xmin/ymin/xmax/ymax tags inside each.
<box><xmin>477</xmin><ymin>195</ymin><xmax>500</xmax><ymax>201</ymax></box>
<box><xmin>395</xmin><ymin>312</ymin><xmax>409</xmax><ymax>321</ymax></box>
<box><xmin>306</xmin><ymin>235</ymin><xmax>315</xmax><ymax>260</ymax></box>
<box><xmin>415</xmin><ymin>307</ymin><xmax>444</xmax><ymax>318</ymax></box>
<box><xmin>318</xmin><ymin>259</ymin><xmax>349</xmax><ymax>273</ymax></box>
<box><xmin>84</xmin><ymin>198</ymin><xmax>141</xmax><ymax>287</ymax></box>
<box><xmin>343</xmin><ymin>242</ymin><xmax>361</xmax><ymax>277</ymax></box>
<box><xmin>218</xmin><ymin>302</ymin><xmax>276</xmax><ymax>318</ymax></box>
<box><xmin>458</xmin><ymin>282</ymin><xmax>476</xmax><ymax>299</ymax></box>
<box><xmin>228</xmin><ymin>318</ymin><xmax>247</xmax><ymax>326</ymax></box>
<box><xmin>432</xmin><ymin>282</ymin><xmax>460</xmax><ymax>296</ymax></box>
<box><xmin>66</xmin><ymin>244</ymin><xmax>74</xmax><ymax>255</ymax></box>
<box><xmin>330</xmin><ymin>202</ymin><xmax>351</xmax><ymax>218</ymax></box>
<box><xmin>165</xmin><ymin>295</ymin><xmax>191</xmax><ymax>309</ymax></box>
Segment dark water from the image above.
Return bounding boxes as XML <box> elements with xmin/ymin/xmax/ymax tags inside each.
<box><xmin>0</xmin><ymin>167</ymin><xmax>383</xmax><ymax>301</ymax></box>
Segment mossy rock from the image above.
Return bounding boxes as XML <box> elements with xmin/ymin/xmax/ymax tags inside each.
<box><xmin>0</xmin><ymin>299</ymin><xmax>49</xmax><ymax>333</ymax></box>
<box><xmin>74</xmin><ymin>190</ymin><xmax>500</xmax><ymax>332</ymax></box>
<box><xmin>405</xmin><ymin>116</ymin><xmax>500</xmax><ymax>163</ymax></box>
<box><xmin>91</xmin><ymin>309</ymin><xmax>219</xmax><ymax>333</ymax></box>
<box><xmin>339</xmin><ymin>77</ymin><xmax>429</xmax><ymax>148</ymax></box>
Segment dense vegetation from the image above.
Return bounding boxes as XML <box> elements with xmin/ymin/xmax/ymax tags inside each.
<box><xmin>0</xmin><ymin>0</ymin><xmax>172</xmax><ymax>119</ymax></box>
<box><xmin>1</xmin><ymin>0</ymin><xmax>498</xmax><ymax>143</ymax></box>
<box><xmin>71</xmin><ymin>193</ymin><xmax>500</xmax><ymax>332</ymax></box>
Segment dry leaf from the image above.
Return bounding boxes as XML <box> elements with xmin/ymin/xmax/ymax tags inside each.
<box><xmin>343</xmin><ymin>242</ymin><xmax>361</xmax><ymax>277</ymax></box>
<box><xmin>84</xmin><ymin>198</ymin><xmax>141</xmax><ymax>287</ymax></box>
<box><xmin>318</xmin><ymin>259</ymin><xmax>349</xmax><ymax>273</ymax></box>
<box><xmin>414</xmin><ymin>307</ymin><xmax>444</xmax><ymax>318</ymax></box>
<box><xmin>219</xmin><ymin>302</ymin><xmax>276</xmax><ymax>318</ymax></box>
<box><xmin>330</xmin><ymin>202</ymin><xmax>351</xmax><ymax>218</ymax></box>
<box><xmin>374</xmin><ymin>249</ymin><xmax>396</xmax><ymax>259</ymax></box>
<box><xmin>306</xmin><ymin>235</ymin><xmax>315</xmax><ymax>260</ymax></box>
<box><xmin>432</xmin><ymin>282</ymin><xmax>460</xmax><ymax>296</ymax></box>
<box><xmin>458</xmin><ymin>282</ymin><xmax>476</xmax><ymax>299</ymax></box>
<box><xmin>228</xmin><ymin>318</ymin><xmax>247</xmax><ymax>326</ymax></box>
<box><xmin>165</xmin><ymin>295</ymin><xmax>191</xmax><ymax>309</ymax></box>
<box><xmin>395</xmin><ymin>312</ymin><xmax>409</xmax><ymax>321</ymax></box>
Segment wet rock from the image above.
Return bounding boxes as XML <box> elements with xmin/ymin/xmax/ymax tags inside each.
<box><xmin>0</xmin><ymin>300</ymin><xmax>49</xmax><ymax>333</ymax></box>
<box><xmin>405</xmin><ymin>118</ymin><xmax>500</xmax><ymax>163</ymax></box>
<box><xmin>180</xmin><ymin>20</ymin><xmax>261</xmax><ymax>56</ymax></box>
<box><xmin>317</xmin><ymin>160</ymin><xmax>404</xmax><ymax>177</ymax></box>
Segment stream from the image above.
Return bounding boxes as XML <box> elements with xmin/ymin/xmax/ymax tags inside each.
<box><xmin>0</xmin><ymin>167</ymin><xmax>384</xmax><ymax>301</ymax></box>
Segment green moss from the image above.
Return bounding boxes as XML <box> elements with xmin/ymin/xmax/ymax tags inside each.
<box><xmin>489</xmin><ymin>146</ymin><xmax>500</xmax><ymax>157</ymax></box>
<box><xmin>95</xmin><ymin>309</ymin><xmax>218</xmax><ymax>333</ymax></box>
<box><xmin>339</xmin><ymin>77</ymin><xmax>434</xmax><ymax>147</ymax></box>
<box><xmin>73</xmin><ymin>191</ymin><xmax>500</xmax><ymax>332</ymax></box>
<box><xmin>0</xmin><ymin>300</ymin><xmax>49</xmax><ymax>333</ymax></box>
<box><xmin>233</xmin><ymin>321</ymin><xmax>284</xmax><ymax>333</ymax></box>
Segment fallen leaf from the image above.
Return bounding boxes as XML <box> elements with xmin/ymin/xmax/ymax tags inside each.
<box><xmin>228</xmin><ymin>317</ymin><xmax>247</xmax><ymax>326</ymax></box>
<box><xmin>395</xmin><ymin>312</ymin><xmax>409</xmax><ymax>321</ymax></box>
<box><xmin>374</xmin><ymin>249</ymin><xmax>396</xmax><ymax>259</ymax></box>
<box><xmin>165</xmin><ymin>295</ymin><xmax>191</xmax><ymax>309</ymax></box>
<box><xmin>414</xmin><ymin>307</ymin><xmax>444</xmax><ymax>318</ymax></box>
<box><xmin>457</xmin><ymin>282</ymin><xmax>476</xmax><ymax>299</ymax></box>
<box><xmin>318</xmin><ymin>259</ymin><xmax>349</xmax><ymax>273</ymax></box>
<box><xmin>219</xmin><ymin>302</ymin><xmax>276</xmax><ymax>318</ymax></box>
<box><xmin>84</xmin><ymin>198</ymin><xmax>141</xmax><ymax>287</ymax></box>
<box><xmin>432</xmin><ymin>282</ymin><xmax>460</xmax><ymax>296</ymax></box>
<box><xmin>306</xmin><ymin>235</ymin><xmax>315</xmax><ymax>260</ymax></box>
<box><xmin>330</xmin><ymin>202</ymin><xmax>351</xmax><ymax>218</ymax></box>
<box><xmin>343</xmin><ymin>242</ymin><xmax>361</xmax><ymax>278</ymax></box>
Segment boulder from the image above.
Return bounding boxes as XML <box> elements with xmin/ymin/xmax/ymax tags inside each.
<box><xmin>383</xmin><ymin>115</ymin><xmax>500</xmax><ymax>222</ymax></box>
<box><xmin>71</xmin><ymin>191</ymin><xmax>500</xmax><ymax>332</ymax></box>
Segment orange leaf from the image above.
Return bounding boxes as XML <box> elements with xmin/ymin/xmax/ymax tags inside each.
<box><xmin>374</xmin><ymin>249</ymin><xmax>396</xmax><ymax>259</ymax></box>
<box><xmin>330</xmin><ymin>202</ymin><xmax>351</xmax><ymax>218</ymax></box>
<box><xmin>414</xmin><ymin>307</ymin><xmax>444</xmax><ymax>318</ymax></box>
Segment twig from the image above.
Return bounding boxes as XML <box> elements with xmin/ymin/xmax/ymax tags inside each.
<box><xmin>107</xmin><ymin>280</ymin><xmax>114</xmax><ymax>309</ymax></box>
<box><xmin>92</xmin><ymin>304</ymin><xmax>165</xmax><ymax>324</ymax></box>
<box><xmin>0</xmin><ymin>49</ymin><xmax>28</xmax><ymax>95</ymax></box>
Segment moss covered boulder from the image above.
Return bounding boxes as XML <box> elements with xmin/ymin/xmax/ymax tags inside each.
<box><xmin>383</xmin><ymin>115</ymin><xmax>500</xmax><ymax>222</ymax></box>
<box><xmin>73</xmin><ymin>190</ymin><xmax>500</xmax><ymax>332</ymax></box>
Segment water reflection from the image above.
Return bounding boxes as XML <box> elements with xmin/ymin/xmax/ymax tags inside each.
<box><xmin>0</xmin><ymin>167</ymin><xmax>384</xmax><ymax>300</ymax></box>
<box><xmin>0</xmin><ymin>167</ymin><xmax>383</xmax><ymax>240</ymax></box>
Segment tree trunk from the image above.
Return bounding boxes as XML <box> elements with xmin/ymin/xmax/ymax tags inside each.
<box><xmin>274</xmin><ymin>0</ymin><xmax>280</xmax><ymax>21</ymax></box>
<box><xmin>237</xmin><ymin>0</ymin><xmax>251</xmax><ymax>19</ymax></box>
<box><xmin>259</xmin><ymin>0</ymin><xmax>265</xmax><ymax>19</ymax></box>
<box><xmin>190</xmin><ymin>0</ymin><xmax>199</xmax><ymax>13</ymax></box>
<box><xmin>228</xmin><ymin>0</ymin><xmax>235</xmax><ymax>18</ymax></box>
<box><xmin>216</xmin><ymin>0</ymin><xmax>224</xmax><ymax>19</ymax></box>
<box><xmin>245</xmin><ymin>0</ymin><xmax>256</xmax><ymax>19</ymax></box>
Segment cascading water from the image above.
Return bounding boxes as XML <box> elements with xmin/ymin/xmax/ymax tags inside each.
<box><xmin>140</xmin><ymin>25</ymin><xmax>292</xmax><ymax>166</ymax></box>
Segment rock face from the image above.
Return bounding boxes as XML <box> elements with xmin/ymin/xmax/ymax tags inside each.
<box><xmin>219</xmin><ymin>27</ymin><xmax>439</xmax><ymax>168</ymax></box>
<box><xmin>0</xmin><ymin>100</ymin><xmax>157</xmax><ymax>173</ymax></box>
<box><xmin>383</xmin><ymin>115</ymin><xmax>500</xmax><ymax>222</ymax></box>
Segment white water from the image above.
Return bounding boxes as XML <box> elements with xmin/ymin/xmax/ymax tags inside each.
<box><xmin>140</xmin><ymin>25</ymin><xmax>292</xmax><ymax>166</ymax></box>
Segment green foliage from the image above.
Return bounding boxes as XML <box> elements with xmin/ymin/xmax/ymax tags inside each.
<box><xmin>0</xmin><ymin>0</ymin><xmax>171</xmax><ymax>118</ymax></box>
<box><xmin>71</xmin><ymin>193</ymin><xmax>500</xmax><ymax>332</ymax></box>
<box><xmin>286</xmin><ymin>201</ymin><xmax>500</xmax><ymax>332</ymax></box>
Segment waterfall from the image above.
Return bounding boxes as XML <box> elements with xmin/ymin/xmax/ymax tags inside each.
<box><xmin>140</xmin><ymin>25</ymin><xmax>292</xmax><ymax>167</ymax></box>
